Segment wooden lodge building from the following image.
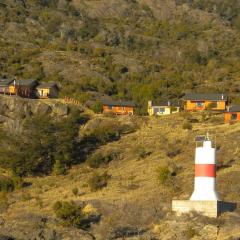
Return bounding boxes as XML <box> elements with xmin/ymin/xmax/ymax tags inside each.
<box><xmin>148</xmin><ymin>100</ymin><xmax>180</xmax><ymax>116</ymax></box>
<box><xmin>224</xmin><ymin>105</ymin><xmax>240</xmax><ymax>124</ymax></box>
<box><xmin>9</xmin><ymin>79</ymin><xmax>38</xmax><ymax>98</ymax></box>
<box><xmin>183</xmin><ymin>93</ymin><xmax>227</xmax><ymax>111</ymax></box>
<box><xmin>0</xmin><ymin>79</ymin><xmax>14</xmax><ymax>94</ymax></box>
<box><xmin>36</xmin><ymin>82</ymin><xmax>59</xmax><ymax>99</ymax></box>
<box><xmin>102</xmin><ymin>99</ymin><xmax>135</xmax><ymax>115</ymax></box>
<box><xmin>0</xmin><ymin>78</ymin><xmax>58</xmax><ymax>99</ymax></box>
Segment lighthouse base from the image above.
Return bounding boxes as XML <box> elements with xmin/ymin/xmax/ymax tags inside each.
<box><xmin>172</xmin><ymin>200</ymin><xmax>236</xmax><ymax>218</ymax></box>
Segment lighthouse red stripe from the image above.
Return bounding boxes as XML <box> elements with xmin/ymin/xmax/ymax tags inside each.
<box><xmin>195</xmin><ymin>164</ymin><xmax>216</xmax><ymax>177</ymax></box>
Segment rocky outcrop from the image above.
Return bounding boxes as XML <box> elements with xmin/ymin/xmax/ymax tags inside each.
<box><xmin>0</xmin><ymin>96</ymin><xmax>70</xmax><ymax>133</ymax></box>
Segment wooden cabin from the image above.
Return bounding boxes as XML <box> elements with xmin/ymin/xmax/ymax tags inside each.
<box><xmin>9</xmin><ymin>79</ymin><xmax>38</xmax><ymax>98</ymax></box>
<box><xmin>0</xmin><ymin>79</ymin><xmax>14</xmax><ymax>94</ymax></box>
<box><xmin>36</xmin><ymin>82</ymin><xmax>59</xmax><ymax>99</ymax></box>
<box><xmin>148</xmin><ymin>100</ymin><xmax>180</xmax><ymax>116</ymax></box>
<box><xmin>224</xmin><ymin>105</ymin><xmax>240</xmax><ymax>124</ymax></box>
<box><xmin>102</xmin><ymin>100</ymin><xmax>135</xmax><ymax>115</ymax></box>
<box><xmin>183</xmin><ymin>93</ymin><xmax>227</xmax><ymax>111</ymax></box>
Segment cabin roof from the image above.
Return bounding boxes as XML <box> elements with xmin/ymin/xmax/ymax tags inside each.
<box><xmin>36</xmin><ymin>82</ymin><xmax>58</xmax><ymax>89</ymax></box>
<box><xmin>227</xmin><ymin>105</ymin><xmax>240</xmax><ymax>112</ymax></box>
<box><xmin>151</xmin><ymin>100</ymin><xmax>180</xmax><ymax>107</ymax></box>
<box><xmin>102</xmin><ymin>99</ymin><xmax>135</xmax><ymax>107</ymax></box>
<box><xmin>0</xmin><ymin>79</ymin><xmax>14</xmax><ymax>86</ymax></box>
<box><xmin>12</xmin><ymin>79</ymin><xmax>38</xmax><ymax>87</ymax></box>
<box><xmin>183</xmin><ymin>93</ymin><xmax>227</xmax><ymax>101</ymax></box>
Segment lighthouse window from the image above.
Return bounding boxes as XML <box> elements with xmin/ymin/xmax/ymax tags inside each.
<box><xmin>231</xmin><ymin>114</ymin><xmax>237</xmax><ymax>120</ymax></box>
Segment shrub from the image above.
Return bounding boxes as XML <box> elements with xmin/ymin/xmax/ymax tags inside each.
<box><xmin>72</xmin><ymin>187</ymin><xmax>79</xmax><ymax>196</ymax></box>
<box><xmin>0</xmin><ymin>176</ymin><xmax>15</xmax><ymax>193</ymax></box>
<box><xmin>86</xmin><ymin>152</ymin><xmax>115</xmax><ymax>168</ymax></box>
<box><xmin>90</xmin><ymin>101</ymin><xmax>103</xmax><ymax>114</ymax></box>
<box><xmin>135</xmin><ymin>146</ymin><xmax>151</xmax><ymax>160</ymax></box>
<box><xmin>52</xmin><ymin>160</ymin><xmax>66</xmax><ymax>175</ymax></box>
<box><xmin>88</xmin><ymin>172</ymin><xmax>111</xmax><ymax>192</ymax></box>
<box><xmin>86</xmin><ymin>122</ymin><xmax>121</xmax><ymax>144</ymax></box>
<box><xmin>182</xmin><ymin>121</ymin><xmax>192</xmax><ymax>130</ymax></box>
<box><xmin>183</xmin><ymin>225</ymin><xmax>199</xmax><ymax>239</ymax></box>
<box><xmin>0</xmin><ymin>193</ymin><xmax>8</xmax><ymax>213</ymax></box>
<box><xmin>53</xmin><ymin>201</ymin><xmax>85</xmax><ymax>228</ymax></box>
<box><xmin>166</xmin><ymin>144</ymin><xmax>181</xmax><ymax>158</ymax></box>
<box><xmin>156</xmin><ymin>166</ymin><xmax>172</xmax><ymax>185</ymax></box>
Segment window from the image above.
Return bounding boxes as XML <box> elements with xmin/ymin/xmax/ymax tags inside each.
<box><xmin>231</xmin><ymin>114</ymin><xmax>237</xmax><ymax>120</ymax></box>
<box><xmin>159</xmin><ymin>108</ymin><xmax>165</xmax><ymax>113</ymax></box>
<box><xmin>108</xmin><ymin>105</ymin><xmax>113</xmax><ymax>110</ymax></box>
<box><xmin>195</xmin><ymin>101</ymin><xmax>204</xmax><ymax>107</ymax></box>
<box><xmin>207</xmin><ymin>102</ymin><xmax>217</xmax><ymax>109</ymax></box>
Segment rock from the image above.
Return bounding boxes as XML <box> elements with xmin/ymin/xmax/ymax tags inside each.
<box><xmin>53</xmin><ymin>103</ymin><xmax>69</xmax><ymax>116</ymax></box>
<box><xmin>0</xmin><ymin>235</ymin><xmax>15</xmax><ymax>240</ymax></box>
<box><xmin>30</xmin><ymin>102</ymin><xmax>51</xmax><ymax>116</ymax></box>
<box><xmin>108</xmin><ymin>226</ymin><xmax>145</xmax><ymax>239</ymax></box>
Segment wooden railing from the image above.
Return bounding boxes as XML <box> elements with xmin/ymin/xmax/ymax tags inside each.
<box><xmin>64</xmin><ymin>96</ymin><xmax>81</xmax><ymax>106</ymax></box>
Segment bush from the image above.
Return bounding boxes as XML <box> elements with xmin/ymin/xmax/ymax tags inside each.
<box><xmin>88</xmin><ymin>172</ymin><xmax>111</xmax><ymax>192</ymax></box>
<box><xmin>72</xmin><ymin>187</ymin><xmax>79</xmax><ymax>196</ymax></box>
<box><xmin>86</xmin><ymin>122</ymin><xmax>121</xmax><ymax>144</ymax></box>
<box><xmin>53</xmin><ymin>200</ymin><xmax>101</xmax><ymax>229</ymax></box>
<box><xmin>0</xmin><ymin>193</ymin><xmax>8</xmax><ymax>213</ymax></box>
<box><xmin>135</xmin><ymin>146</ymin><xmax>151</xmax><ymax>160</ymax></box>
<box><xmin>0</xmin><ymin>176</ymin><xmax>15</xmax><ymax>193</ymax></box>
<box><xmin>90</xmin><ymin>101</ymin><xmax>103</xmax><ymax>114</ymax></box>
<box><xmin>86</xmin><ymin>152</ymin><xmax>118</xmax><ymax>168</ymax></box>
<box><xmin>53</xmin><ymin>201</ymin><xmax>85</xmax><ymax>228</ymax></box>
<box><xmin>52</xmin><ymin>160</ymin><xmax>66</xmax><ymax>175</ymax></box>
<box><xmin>156</xmin><ymin>166</ymin><xmax>172</xmax><ymax>185</ymax></box>
<box><xmin>182</xmin><ymin>121</ymin><xmax>192</xmax><ymax>130</ymax></box>
<box><xmin>183</xmin><ymin>225</ymin><xmax>199</xmax><ymax>239</ymax></box>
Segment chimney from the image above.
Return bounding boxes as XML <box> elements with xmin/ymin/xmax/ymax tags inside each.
<box><xmin>148</xmin><ymin>101</ymin><xmax>153</xmax><ymax>107</ymax></box>
<box><xmin>168</xmin><ymin>101</ymin><xmax>171</xmax><ymax>106</ymax></box>
<box><xmin>221</xmin><ymin>93</ymin><xmax>224</xmax><ymax>100</ymax></box>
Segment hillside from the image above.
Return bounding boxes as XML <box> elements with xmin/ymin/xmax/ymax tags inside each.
<box><xmin>0</xmin><ymin>109</ymin><xmax>240</xmax><ymax>239</ymax></box>
<box><xmin>1</xmin><ymin>1</ymin><xmax>240</xmax><ymax>239</ymax></box>
<box><xmin>1</xmin><ymin>0</ymin><xmax>240</xmax><ymax>113</ymax></box>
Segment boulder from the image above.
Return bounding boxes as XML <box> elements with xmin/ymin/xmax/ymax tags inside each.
<box><xmin>52</xmin><ymin>103</ymin><xmax>69</xmax><ymax>116</ymax></box>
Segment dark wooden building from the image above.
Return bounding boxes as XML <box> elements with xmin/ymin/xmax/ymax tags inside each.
<box><xmin>9</xmin><ymin>79</ymin><xmax>38</xmax><ymax>98</ymax></box>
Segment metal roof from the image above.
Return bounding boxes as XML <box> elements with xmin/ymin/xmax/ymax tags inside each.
<box><xmin>102</xmin><ymin>99</ymin><xmax>135</xmax><ymax>107</ymax></box>
<box><xmin>151</xmin><ymin>100</ymin><xmax>180</xmax><ymax>107</ymax></box>
<box><xmin>11</xmin><ymin>79</ymin><xmax>38</xmax><ymax>87</ymax></box>
<box><xmin>227</xmin><ymin>105</ymin><xmax>240</xmax><ymax>112</ymax></box>
<box><xmin>183</xmin><ymin>93</ymin><xmax>227</xmax><ymax>101</ymax></box>
<box><xmin>0</xmin><ymin>79</ymin><xmax>14</xmax><ymax>86</ymax></box>
<box><xmin>36</xmin><ymin>82</ymin><xmax>58</xmax><ymax>89</ymax></box>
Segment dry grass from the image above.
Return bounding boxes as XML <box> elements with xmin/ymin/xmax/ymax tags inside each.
<box><xmin>1</xmin><ymin>112</ymin><xmax>240</xmax><ymax>238</ymax></box>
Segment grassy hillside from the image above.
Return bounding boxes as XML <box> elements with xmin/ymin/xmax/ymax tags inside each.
<box><xmin>1</xmin><ymin>0</ymin><xmax>240</xmax><ymax>113</ymax></box>
<box><xmin>1</xmin><ymin>1</ymin><xmax>240</xmax><ymax>239</ymax></box>
<box><xmin>0</xmin><ymin>111</ymin><xmax>240</xmax><ymax>239</ymax></box>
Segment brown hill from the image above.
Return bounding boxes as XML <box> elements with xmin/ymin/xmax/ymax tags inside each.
<box><xmin>0</xmin><ymin>111</ymin><xmax>239</xmax><ymax>239</ymax></box>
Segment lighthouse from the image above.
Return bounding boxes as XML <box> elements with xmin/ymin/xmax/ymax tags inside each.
<box><xmin>190</xmin><ymin>134</ymin><xmax>220</xmax><ymax>201</ymax></box>
<box><xmin>172</xmin><ymin>133</ymin><xmax>236</xmax><ymax>218</ymax></box>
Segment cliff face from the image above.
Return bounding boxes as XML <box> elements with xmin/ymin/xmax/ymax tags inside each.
<box><xmin>0</xmin><ymin>96</ymin><xmax>69</xmax><ymax>133</ymax></box>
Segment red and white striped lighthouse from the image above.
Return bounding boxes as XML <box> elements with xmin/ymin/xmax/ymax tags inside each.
<box><xmin>190</xmin><ymin>134</ymin><xmax>220</xmax><ymax>201</ymax></box>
